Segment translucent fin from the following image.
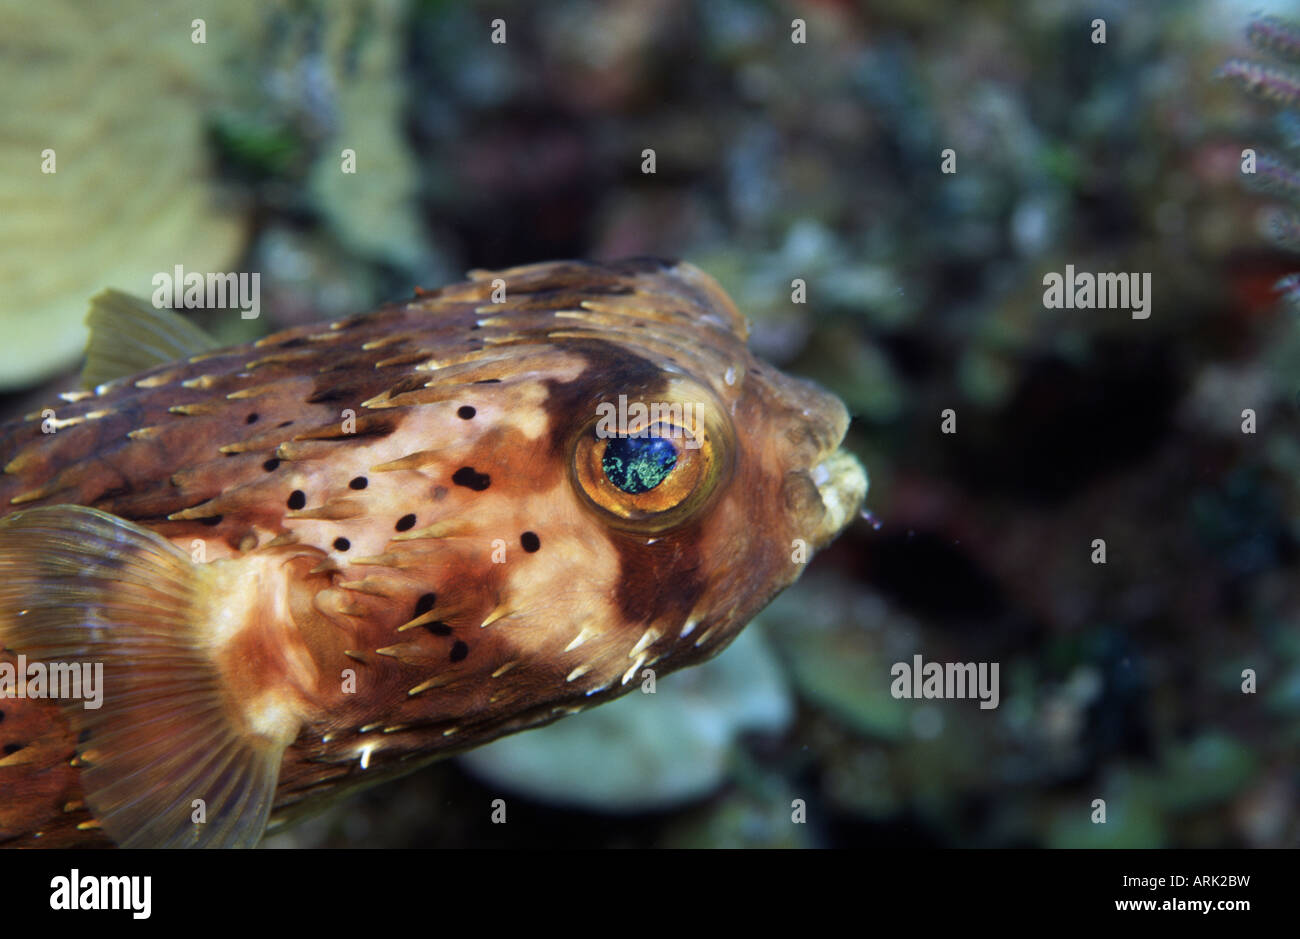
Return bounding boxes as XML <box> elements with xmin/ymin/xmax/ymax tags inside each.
<box><xmin>0</xmin><ymin>506</ymin><xmax>287</xmax><ymax>848</ymax></box>
<box><xmin>82</xmin><ymin>289</ymin><xmax>219</xmax><ymax>389</ymax></box>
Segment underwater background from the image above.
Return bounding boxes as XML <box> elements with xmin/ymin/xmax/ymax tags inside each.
<box><xmin>1</xmin><ymin>0</ymin><xmax>1298</xmax><ymax>847</ymax></box>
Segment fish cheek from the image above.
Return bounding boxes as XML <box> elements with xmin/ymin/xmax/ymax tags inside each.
<box><xmin>694</xmin><ymin>435</ymin><xmax>804</xmax><ymax>644</ymax></box>
<box><xmin>608</xmin><ymin>523</ymin><xmax>708</xmax><ymax>641</ymax></box>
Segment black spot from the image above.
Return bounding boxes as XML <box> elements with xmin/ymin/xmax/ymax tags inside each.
<box><xmin>414</xmin><ymin>593</ymin><xmax>437</xmax><ymax>617</ymax></box>
<box><xmin>474</xmin><ymin>378</ymin><xmax>501</xmax><ymax>384</ymax></box>
<box><xmin>520</xmin><ymin>531</ymin><xmax>540</xmax><ymax>552</ymax></box>
<box><xmin>470</xmin><ymin>324</ymin><xmax>481</xmax><ymax>331</ymax></box>
<box><xmin>449</xmin><ymin>641</ymin><xmax>469</xmax><ymax>663</ymax></box>
<box><xmin>0</xmin><ymin>709</ymin><xmax>5</xmax><ymax>724</ymax></box>
<box><xmin>277</xmin><ymin>420</ymin><xmax>293</xmax><ymax>428</ymax></box>
<box><xmin>263</xmin><ymin>458</ymin><xmax>281</xmax><ymax>472</ymax></box>
<box><xmin>198</xmin><ymin>515</ymin><xmax>223</xmax><ymax>527</ymax></box>
<box><xmin>246</xmin><ymin>413</ymin><xmax>259</xmax><ymax>424</ymax></box>
<box><xmin>2</xmin><ymin>742</ymin><xmax>22</xmax><ymax>756</ymax></box>
<box><xmin>78</xmin><ymin>727</ymin><xmax>91</xmax><ymax>744</ymax></box>
<box><xmin>424</xmin><ymin>622</ymin><xmax>453</xmax><ymax>637</ymax></box>
<box><xmin>457</xmin><ymin>405</ymin><xmax>476</xmax><ymax>420</ymax></box>
<box><xmin>349</xmin><ymin>476</ymin><xmax>368</xmax><ymax>490</ymax></box>
<box><xmin>396</xmin><ymin>514</ymin><xmax>416</xmax><ymax>532</ymax></box>
<box><xmin>452</xmin><ymin>466</ymin><xmax>490</xmax><ymax>491</ymax></box>
<box><xmin>333</xmin><ymin>537</ymin><xmax>350</xmax><ymax>552</ymax></box>
<box><xmin>288</xmin><ymin>490</ymin><xmax>306</xmax><ymax>510</ymax></box>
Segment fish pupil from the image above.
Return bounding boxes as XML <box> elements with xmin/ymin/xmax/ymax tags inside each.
<box><xmin>602</xmin><ymin>435</ymin><xmax>677</xmax><ymax>494</ymax></box>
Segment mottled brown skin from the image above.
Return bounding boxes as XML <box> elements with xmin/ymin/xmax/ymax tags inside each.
<box><xmin>0</xmin><ymin>259</ymin><xmax>861</xmax><ymax>847</ymax></box>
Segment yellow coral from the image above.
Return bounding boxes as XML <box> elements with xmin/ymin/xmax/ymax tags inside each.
<box><xmin>0</xmin><ymin>2</ymin><xmax>257</xmax><ymax>389</ymax></box>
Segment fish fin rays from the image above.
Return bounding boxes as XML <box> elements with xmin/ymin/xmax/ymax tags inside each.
<box><xmin>82</xmin><ymin>289</ymin><xmax>220</xmax><ymax>389</ymax></box>
<box><xmin>0</xmin><ymin>505</ymin><xmax>286</xmax><ymax>848</ymax></box>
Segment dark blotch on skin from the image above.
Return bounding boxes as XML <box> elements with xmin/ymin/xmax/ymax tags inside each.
<box><xmin>199</xmin><ymin>515</ymin><xmax>223</xmax><ymax>527</ymax></box>
<box><xmin>334</xmin><ymin>537</ymin><xmax>350</xmax><ymax>552</ymax></box>
<box><xmin>609</xmin><ymin>529</ymin><xmax>707</xmax><ymax>648</ymax></box>
<box><xmin>449</xmin><ymin>641</ymin><xmax>469</xmax><ymax>662</ymax></box>
<box><xmin>452</xmin><ymin>467</ymin><xmax>490</xmax><ymax>491</ymax></box>
<box><xmin>396</xmin><ymin>514</ymin><xmax>416</xmax><ymax>532</ymax></box>
<box><xmin>474</xmin><ymin>379</ymin><xmax>501</xmax><ymax>384</ymax></box>
<box><xmin>246</xmin><ymin>413</ymin><xmax>259</xmax><ymax>424</ymax></box>
<box><xmin>521</xmin><ymin>531</ymin><xmax>540</xmax><ymax>552</ymax></box>
<box><xmin>349</xmin><ymin>476</ymin><xmax>368</xmax><ymax>490</ymax></box>
<box><xmin>538</xmin><ymin>340</ymin><xmax>666</xmax><ymax>465</ymax></box>
<box><xmin>288</xmin><ymin>490</ymin><xmax>306</xmax><ymax>510</ymax></box>
<box><xmin>264</xmin><ymin>458</ymin><xmax>281</xmax><ymax>472</ymax></box>
<box><xmin>3</xmin><ymin>743</ymin><xmax>22</xmax><ymax>755</ymax></box>
<box><xmin>414</xmin><ymin>593</ymin><xmax>437</xmax><ymax>617</ymax></box>
<box><xmin>457</xmin><ymin>406</ymin><xmax>476</xmax><ymax>420</ymax></box>
<box><xmin>424</xmin><ymin>622</ymin><xmax>452</xmax><ymax>637</ymax></box>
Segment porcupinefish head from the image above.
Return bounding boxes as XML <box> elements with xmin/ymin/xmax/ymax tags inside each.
<box><xmin>0</xmin><ymin>258</ymin><xmax>866</xmax><ymax>847</ymax></box>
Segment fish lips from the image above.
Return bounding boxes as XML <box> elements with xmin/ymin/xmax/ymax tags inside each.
<box><xmin>809</xmin><ymin>447</ymin><xmax>868</xmax><ymax>548</ymax></box>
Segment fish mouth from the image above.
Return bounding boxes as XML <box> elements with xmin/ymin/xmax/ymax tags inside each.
<box><xmin>809</xmin><ymin>447</ymin><xmax>868</xmax><ymax>549</ymax></box>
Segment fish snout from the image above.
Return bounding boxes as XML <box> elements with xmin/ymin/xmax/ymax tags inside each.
<box><xmin>808</xmin><ymin>447</ymin><xmax>868</xmax><ymax>548</ymax></box>
<box><xmin>769</xmin><ymin>376</ymin><xmax>867</xmax><ymax>551</ymax></box>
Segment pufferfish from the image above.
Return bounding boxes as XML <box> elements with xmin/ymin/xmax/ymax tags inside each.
<box><xmin>0</xmin><ymin>258</ymin><xmax>867</xmax><ymax>848</ymax></box>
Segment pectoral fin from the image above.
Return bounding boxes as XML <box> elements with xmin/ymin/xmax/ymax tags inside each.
<box><xmin>0</xmin><ymin>506</ymin><xmax>289</xmax><ymax>848</ymax></box>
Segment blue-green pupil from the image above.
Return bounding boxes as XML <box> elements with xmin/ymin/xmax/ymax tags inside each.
<box><xmin>602</xmin><ymin>435</ymin><xmax>678</xmax><ymax>494</ymax></box>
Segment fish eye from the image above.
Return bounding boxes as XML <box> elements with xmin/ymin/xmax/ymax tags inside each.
<box><xmin>569</xmin><ymin>392</ymin><xmax>734</xmax><ymax>533</ymax></box>
<box><xmin>602</xmin><ymin>434</ymin><xmax>678</xmax><ymax>494</ymax></box>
